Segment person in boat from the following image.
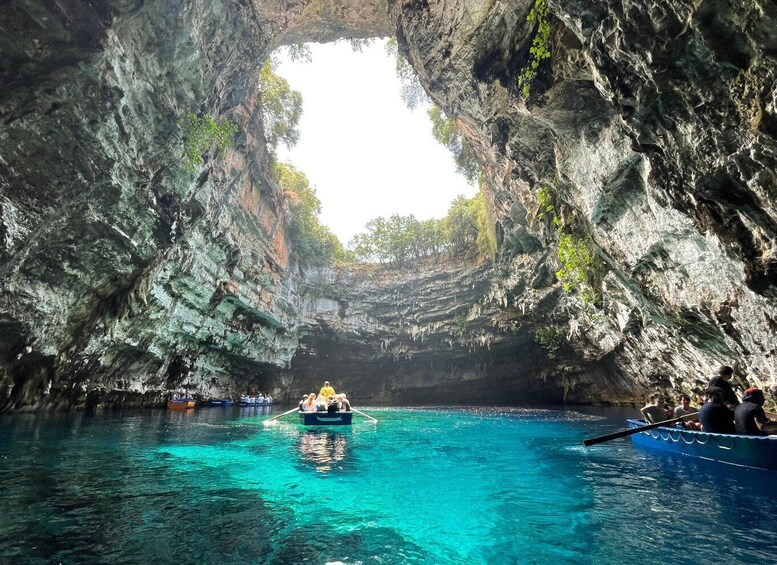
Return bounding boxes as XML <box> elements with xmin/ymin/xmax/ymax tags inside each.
<box><xmin>674</xmin><ymin>394</ymin><xmax>701</xmax><ymax>430</ymax></box>
<box><xmin>298</xmin><ymin>395</ymin><xmax>308</xmax><ymax>411</ymax></box>
<box><xmin>301</xmin><ymin>393</ymin><xmax>318</xmax><ymax>412</ymax></box>
<box><xmin>640</xmin><ymin>392</ymin><xmax>673</xmax><ymax>423</ymax></box>
<box><xmin>734</xmin><ymin>387</ymin><xmax>777</xmax><ymax>436</ymax></box>
<box><xmin>337</xmin><ymin>393</ymin><xmax>351</xmax><ymax>412</ymax></box>
<box><xmin>319</xmin><ymin>380</ymin><xmax>336</xmax><ymax>399</ymax></box>
<box><xmin>709</xmin><ymin>365</ymin><xmax>740</xmax><ymax>408</ymax></box>
<box><xmin>326</xmin><ymin>395</ymin><xmax>339</xmax><ymax>413</ymax></box>
<box><xmin>698</xmin><ymin>389</ymin><xmax>735</xmax><ymax>434</ymax></box>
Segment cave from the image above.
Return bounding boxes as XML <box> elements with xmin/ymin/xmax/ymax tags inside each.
<box><xmin>1</xmin><ymin>0</ymin><xmax>776</xmax><ymax>412</ymax></box>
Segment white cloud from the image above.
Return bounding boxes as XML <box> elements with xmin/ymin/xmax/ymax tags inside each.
<box><xmin>275</xmin><ymin>40</ymin><xmax>476</xmax><ymax>245</ymax></box>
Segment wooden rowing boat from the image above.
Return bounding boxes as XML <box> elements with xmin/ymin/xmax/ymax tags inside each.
<box><xmin>299</xmin><ymin>411</ymin><xmax>353</xmax><ymax>426</ymax></box>
<box><xmin>167</xmin><ymin>398</ymin><xmax>195</xmax><ymax>410</ymax></box>
<box><xmin>627</xmin><ymin>419</ymin><xmax>777</xmax><ymax>471</ymax></box>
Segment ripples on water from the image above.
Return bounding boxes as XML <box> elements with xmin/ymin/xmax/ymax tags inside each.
<box><xmin>1</xmin><ymin>406</ymin><xmax>776</xmax><ymax>564</ymax></box>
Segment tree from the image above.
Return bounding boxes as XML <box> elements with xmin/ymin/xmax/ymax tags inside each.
<box><xmin>346</xmin><ymin>190</ymin><xmax>496</xmax><ymax>265</ymax></box>
<box><xmin>385</xmin><ymin>37</ymin><xmax>429</xmax><ymax>111</ymax></box>
<box><xmin>259</xmin><ymin>58</ymin><xmax>303</xmax><ymax>156</ymax></box>
<box><xmin>444</xmin><ymin>194</ymin><xmax>479</xmax><ymax>253</ymax></box>
<box><xmin>427</xmin><ymin>106</ymin><xmax>480</xmax><ymax>184</ymax></box>
<box><xmin>274</xmin><ymin>162</ymin><xmax>348</xmax><ymax>265</ymax></box>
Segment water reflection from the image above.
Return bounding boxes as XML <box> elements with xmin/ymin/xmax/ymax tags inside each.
<box><xmin>296</xmin><ymin>430</ymin><xmax>350</xmax><ymax>473</ymax></box>
<box><xmin>238</xmin><ymin>405</ymin><xmax>273</xmax><ymax>417</ymax></box>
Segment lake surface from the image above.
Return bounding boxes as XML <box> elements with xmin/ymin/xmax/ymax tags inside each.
<box><xmin>1</xmin><ymin>406</ymin><xmax>776</xmax><ymax>564</ymax></box>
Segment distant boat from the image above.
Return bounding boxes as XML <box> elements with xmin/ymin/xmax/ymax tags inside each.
<box><xmin>239</xmin><ymin>396</ymin><xmax>274</xmax><ymax>407</ymax></box>
<box><xmin>628</xmin><ymin>419</ymin><xmax>777</xmax><ymax>471</ymax></box>
<box><xmin>299</xmin><ymin>411</ymin><xmax>353</xmax><ymax>426</ymax></box>
<box><xmin>167</xmin><ymin>398</ymin><xmax>195</xmax><ymax>410</ymax></box>
<box><xmin>206</xmin><ymin>399</ymin><xmax>233</xmax><ymax>407</ymax></box>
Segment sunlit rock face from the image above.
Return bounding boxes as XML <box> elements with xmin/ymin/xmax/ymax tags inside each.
<box><xmin>0</xmin><ymin>0</ymin><xmax>307</xmax><ymax>410</ymax></box>
<box><xmin>1</xmin><ymin>0</ymin><xmax>775</xmax><ymax>411</ymax></box>
<box><xmin>389</xmin><ymin>0</ymin><xmax>777</xmax><ymax>403</ymax></box>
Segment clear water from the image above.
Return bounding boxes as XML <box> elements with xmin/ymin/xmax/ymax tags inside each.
<box><xmin>1</xmin><ymin>406</ymin><xmax>776</xmax><ymax>564</ymax></box>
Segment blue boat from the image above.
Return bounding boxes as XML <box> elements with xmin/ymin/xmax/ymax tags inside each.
<box><xmin>206</xmin><ymin>399</ymin><xmax>233</xmax><ymax>407</ymax></box>
<box><xmin>299</xmin><ymin>411</ymin><xmax>353</xmax><ymax>426</ymax></box>
<box><xmin>627</xmin><ymin>419</ymin><xmax>777</xmax><ymax>471</ymax></box>
<box><xmin>238</xmin><ymin>396</ymin><xmax>274</xmax><ymax>407</ymax></box>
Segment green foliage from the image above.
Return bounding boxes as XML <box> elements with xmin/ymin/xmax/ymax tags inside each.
<box><xmin>445</xmin><ymin>195</ymin><xmax>480</xmax><ymax>254</ymax></box>
<box><xmin>348</xmin><ymin>188</ymin><xmax>496</xmax><ymax>265</ymax></box>
<box><xmin>259</xmin><ymin>58</ymin><xmax>303</xmax><ymax>156</ymax></box>
<box><xmin>474</xmin><ymin>188</ymin><xmax>498</xmax><ymax>261</ymax></box>
<box><xmin>386</xmin><ymin>37</ymin><xmax>429</xmax><ymax>110</ymax></box>
<box><xmin>517</xmin><ymin>0</ymin><xmax>551</xmax><ymax>99</ymax></box>
<box><xmin>535</xmin><ymin>187</ymin><xmax>598</xmax><ymax>303</ymax></box>
<box><xmin>556</xmin><ymin>233</ymin><xmax>595</xmax><ymax>296</ymax></box>
<box><xmin>349</xmin><ymin>215</ymin><xmax>446</xmax><ymax>264</ymax></box>
<box><xmin>537</xmin><ymin>186</ymin><xmax>554</xmax><ymax>221</ymax></box>
<box><xmin>282</xmin><ymin>44</ymin><xmax>312</xmax><ymax>63</ymax></box>
<box><xmin>428</xmin><ymin>106</ymin><xmax>480</xmax><ymax>184</ymax></box>
<box><xmin>182</xmin><ymin>113</ymin><xmax>239</xmax><ymax>172</ymax></box>
<box><xmin>535</xmin><ymin>326</ymin><xmax>563</xmax><ymax>358</ymax></box>
<box><xmin>274</xmin><ymin>162</ymin><xmax>349</xmax><ymax>265</ymax></box>
<box><xmin>343</xmin><ymin>38</ymin><xmax>375</xmax><ymax>53</ymax></box>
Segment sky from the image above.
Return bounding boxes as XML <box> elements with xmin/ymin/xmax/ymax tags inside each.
<box><xmin>275</xmin><ymin>40</ymin><xmax>476</xmax><ymax>246</ymax></box>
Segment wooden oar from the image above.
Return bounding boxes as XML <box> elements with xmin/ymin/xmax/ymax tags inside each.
<box><xmin>263</xmin><ymin>406</ymin><xmax>300</xmax><ymax>425</ymax></box>
<box><xmin>583</xmin><ymin>412</ymin><xmax>700</xmax><ymax>447</ymax></box>
<box><xmin>352</xmin><ymin>408</ymin><xmax>378</xmax><ymax>423</ymax></box>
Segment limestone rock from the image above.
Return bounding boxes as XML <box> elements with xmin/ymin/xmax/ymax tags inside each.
<box><xmin>1</xmin><ymin>0</ymin><xmax>776</xmax><ymax>411</ymax></box>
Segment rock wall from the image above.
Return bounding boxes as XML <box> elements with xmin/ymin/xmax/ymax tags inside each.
<box><xmin>383</xmin><ymin>0</ymin><xmax>777</xmax><ymax>404</ymax></box>
<box><xmin>1</xmin><ymin>0</ymin><xmax>775</xmax><ymax>411</ymax></box>
<box><xmin>269</xmin><ymin>258</ymin><xmax>634</xmax><ymax>406</ymax></box>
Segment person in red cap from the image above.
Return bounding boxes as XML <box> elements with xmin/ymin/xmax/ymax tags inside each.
<box><xmin>734</xmin><ymin>387</ymin><xmax>777</xmax><ymax>435</ymax></box>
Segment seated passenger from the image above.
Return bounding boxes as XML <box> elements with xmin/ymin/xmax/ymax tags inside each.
<box><xmin>337</xmin><ymin>394</ymin><xmax>351</xmax><ymax>412</ymax></box>
<box><xmin>316</xmin><ymin>393</ymin><xmax>327</xmax><ymax>411</ymax></box>
<box><xmin>698</xmin><ymin>389</ymin><xmax>735</xmax><ymax>434</ymax></box>
<box><xmin>301</xmin><ymin>393</ymin><xmax>317</xmax><ymax>412</ymax></box>
<box><xmin>734</xmin><ymin>387</ymin><xmax>777</xmax><ymax>436</ymax></box>
<box><xmin>326</xmin><ymin>395</ymin><xmax>339</xmax><ymax>413</ymax></box>
<box><xmin>674</xmin><ymin>394</ymin><xmax>701</xmax><ymax>430</ymax></box>
<box><xmin>298</xmin><ymin>395</ymin><xmax>308</xmax><ymax>411</ymax></box>
<box><xmin>640</xmin><ymin>392</ymin><xmax>672</xmax><ymax>423</ymax></box>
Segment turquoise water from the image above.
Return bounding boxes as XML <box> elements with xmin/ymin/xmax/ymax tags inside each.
<box><xmin>1</xmin><ymin>406</ymin><xmax>776</xmax><ymax>564</ymax></box>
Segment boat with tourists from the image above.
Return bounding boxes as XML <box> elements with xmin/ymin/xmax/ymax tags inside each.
<box><xmin>167</xmin><ymin>398</ymin><xmax>196</xmax><ymax>410</ymax></box>
<box><xmin>299</xmin><ymin>411</ymin><xmax>354</xmax><ymax>426</ymax></box>
<box><xmin>238</xmin><ymin>395</ymin><xmax>273</xmax><ymax>407</ymax></box>
<box><xmin>627</xmin><ymin>418</ymin><xmax>777</xmax><ymax>471</ymax></box>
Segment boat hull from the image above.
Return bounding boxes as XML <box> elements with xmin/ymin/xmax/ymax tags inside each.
<box><xmin>206</xmin><ymin>399</ymin><xmax>233</xmax><ymax>407</ymax></box>
<box><xmin>627</xmin><ymin>419</ymin><xmax>777</xmax><ymax>471</ymax></box>
<box><xmin>167</xmin><ymin>399</ymin><xmax>195</xmax><ymax>410</ymax></box>
<box><xmin>299</xmin><ymin>411</ymin><xmax>353</xmax><ymax>426</ymax></box>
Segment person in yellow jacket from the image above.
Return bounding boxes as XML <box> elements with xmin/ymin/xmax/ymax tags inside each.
<box><xmin>319</xmin><ymin>380</ymin><xmax>335</xmax><ymax>399</ymax></box>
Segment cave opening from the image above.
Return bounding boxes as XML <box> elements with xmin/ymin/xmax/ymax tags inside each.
<box><xmin>270</xmin><ymin>39</ymin><xmax>478</xmax><ymax>253</ymax></box>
